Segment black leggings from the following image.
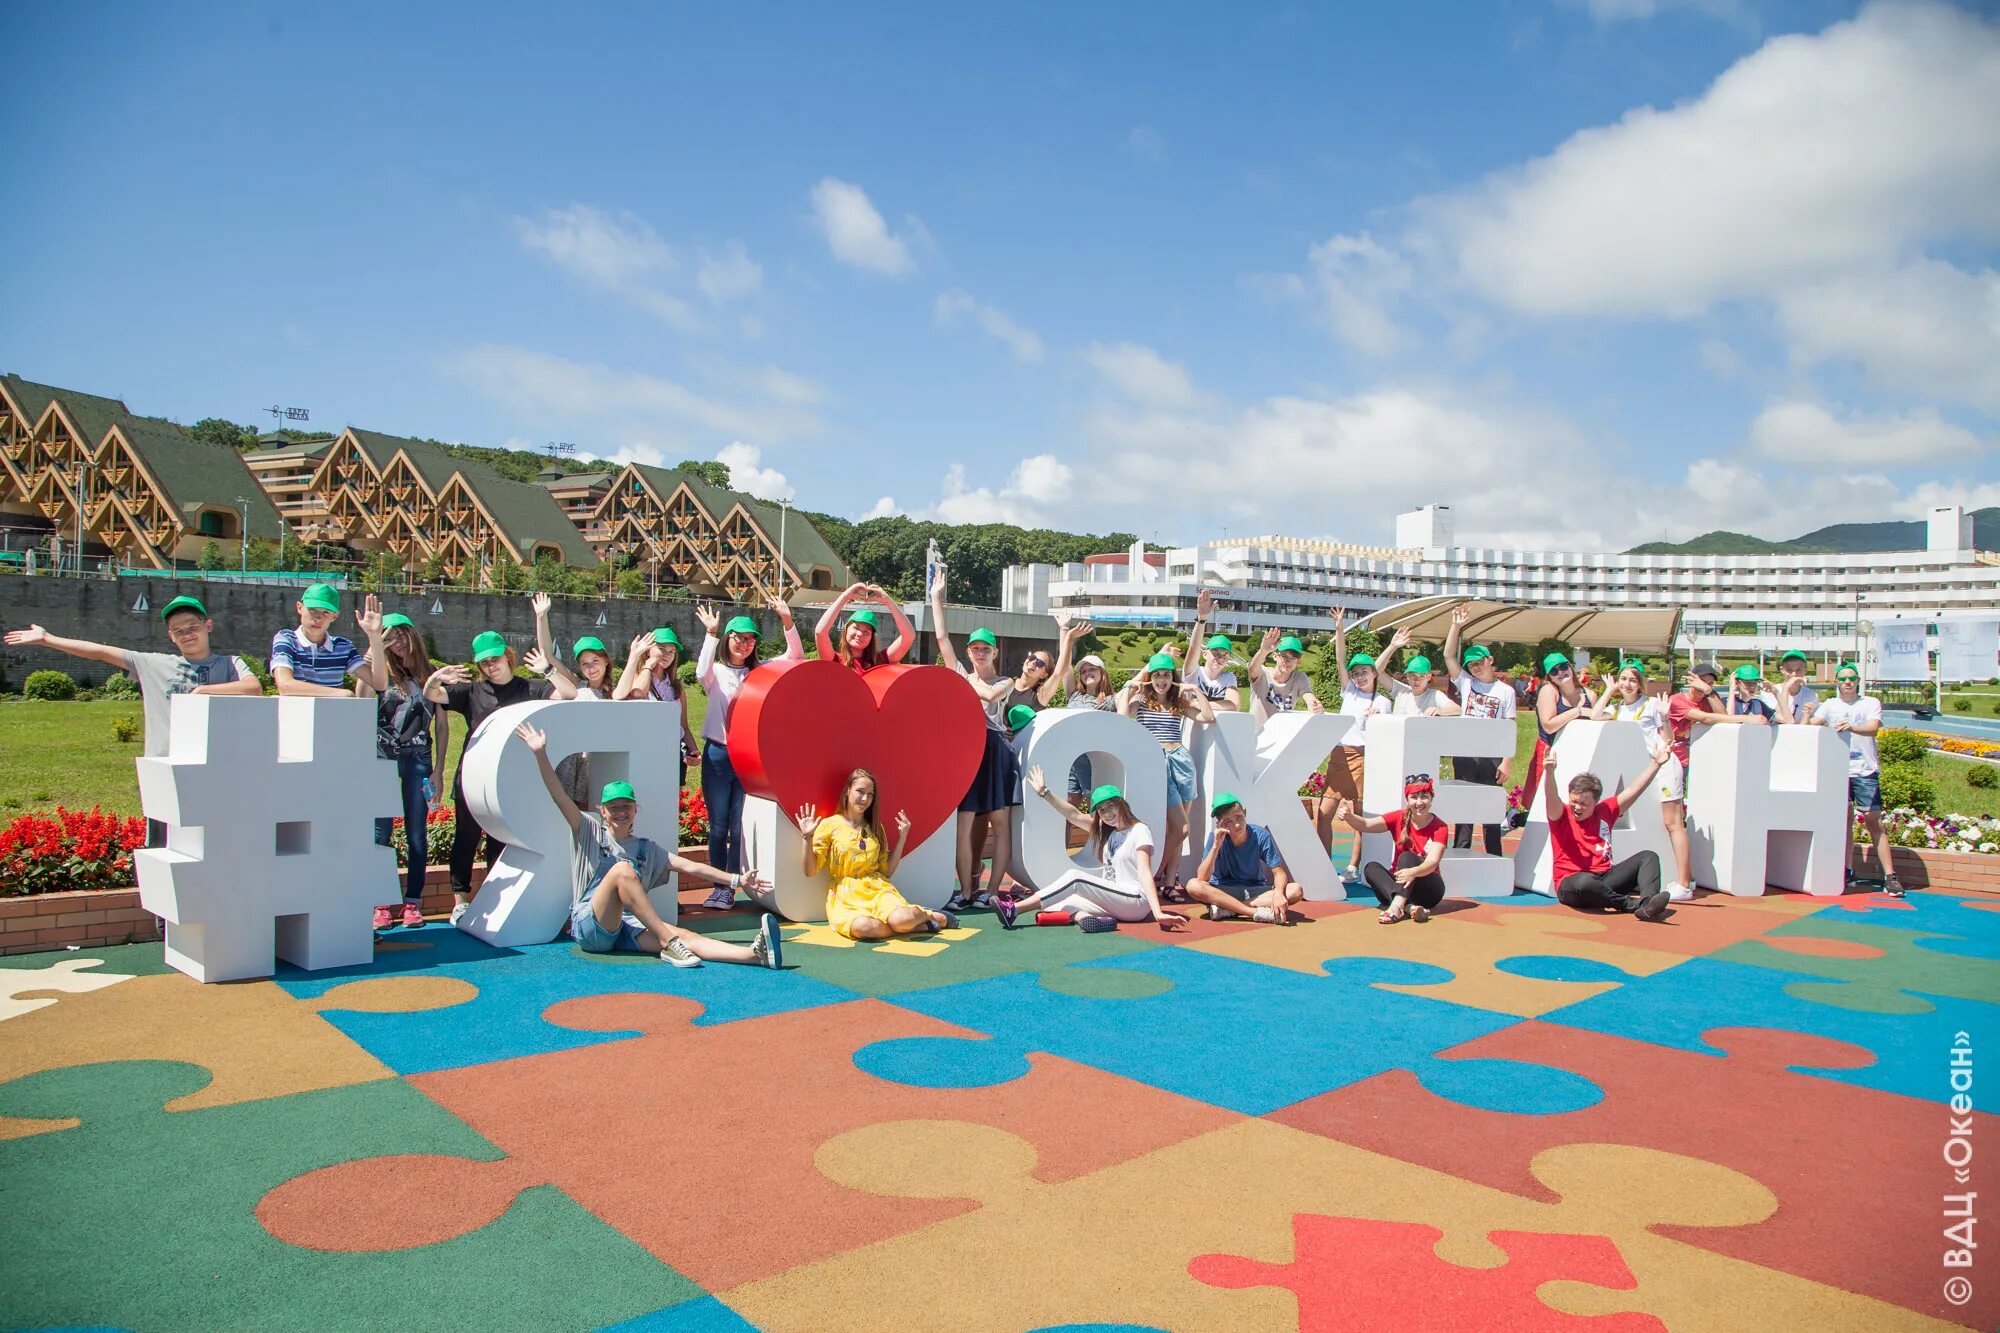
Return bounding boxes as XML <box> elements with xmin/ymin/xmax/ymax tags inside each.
<box><xmin>1556</xmin><ymin>851</ymin><xmax>1661</xmax><ymax>912</ymax></box>
<box><xmin>1449</xmin><ymin>756</ymin><xmax>1504</xmax><ymax>855</ymax></box>
<box><xmin>1363</xmin><ymin>850</ymin><xmax>1446</xmax><ymax>910</ymax></box>
<box><xmin>449</xmin><ymin>771</ymin><xmax>503</xmax><ymax>895</ymax></box>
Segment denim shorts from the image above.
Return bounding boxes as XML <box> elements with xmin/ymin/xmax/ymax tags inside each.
<box><xmin>571</xmin><ymin>890</ymin><xmax>647</xmax><ymax>953</ymax></box>
<box><xmin>1164</xmin><ymin>745</ymin><xmax>1197</xmax><ymax>807</ymax></box>
<box><xmin>1849</xmin><ymin>773</ymin><xmax>1883</xmax><ymax>812</ymax></box>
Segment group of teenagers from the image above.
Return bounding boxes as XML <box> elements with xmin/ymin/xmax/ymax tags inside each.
<box><xmin>5</xmin><ymin>577</ymin><xmax>1899</xmax><ymax>971</ymax></box>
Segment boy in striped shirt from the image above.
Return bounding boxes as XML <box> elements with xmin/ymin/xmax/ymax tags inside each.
<box><xmin>271</xmin><ymin>582</ymin><xmax>387</xmax><ymax>696</ymax></box>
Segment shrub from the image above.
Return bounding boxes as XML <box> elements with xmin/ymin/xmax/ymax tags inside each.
<box><xmin>99</xmin><ymin>671</ymin><xmax>141</xmax><ymax>700</ymax></box>
<box><xmin>1953</xmin><ymin>698</ymin><xmax>1973</xmax><ymax>712</ymax></box>
<box><xmin>74</xmin><ymin>687</ymin><xmax>100</xmax><ymax>702</ymax></box>
<box><xmin>677</xmin><ymin>662</ymin><xmax>698</xmax><ymax>689</ymax></box>
<box><xmin>238</xmin><ymin>654</ymin><xmax>274</xmax><ymax>691</ymax></box>
<box><xmin>0</xmin><ymin>806</ymin><xmax>148</xmax><ymax>895</ymax></box>
<box><xmin>23</xmin><ymin>669</ymin><xmax>76</xmax><ymax>701</ymax></box>
<box><xmin>1879</xmin><ymin>764</ymin><xmax>1937</xmax><ymax>816</ymax></box>
<box><xmin>110</xmin><ymin>717</ymin><xmax>139</xmax><ymax>744</ymax></box>
<box><xmin>1876</xmin><ymin>730</ymin><xmax>1929</xmax><ymax>767</ymax></box>
<box><xmin>1968</xmin><ymin>765</ymin><xmax>1998</xmax><ymax>790</ymax></box>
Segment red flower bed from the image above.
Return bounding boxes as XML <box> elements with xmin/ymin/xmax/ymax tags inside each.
<box><xmin>0</xmin><ymin>806</ymin><xmax>149</xmax><ymax>896</ymax></box>
<box><xmin>680</xmin><ymin>787</ymin><xmax>710</xmax><ymax>847</ymax></box>
<box><xmin>388</xmin><ymin>805</ymin><xmax>458</xmax><ymax>867</ymax></box>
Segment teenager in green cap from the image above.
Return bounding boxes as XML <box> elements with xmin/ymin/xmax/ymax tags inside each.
<box><xmin>1320</xmin><ymin>609</ymin><xmax>1413</xmax><ymax>869</ymax></box>
<box><xmin>1590</xmin><ymin>658</ymin><xmax>1693</xmax><ymax>901</ymax></box>
<box><xmin>516</xmin><ymin>721</ymin><xmax>782</xmax><ymax>966</ymax></box>
<box><xmin>1186</xmin><ymin>792</ymin><xmax>1298</xmax><ymax>924</ymax></box>
<box><xmin>1811</xmin><ymin>662</ymin><xmax>1897</xmax><ymax>895</ymax></box>
<box><xmin>422</xmin><ymin>591</ymin><xmax>568</xmax><ymax>922</ymax></box>
<box><xmin>1246</xmin><ymin>625</ymin><xmax>1323</xmax><ymax>723</ymax></box>
<box><xmin>693</xmin><ymin>592</ymin><xmax>804</xmax><ymax>906</ymax></box>
<box><xmin>929</xmin><ymin>559</ymin><xmax>1022</xmax><ymax>911</ymax></box>
<box><xmin>1183</xmin><ymin>589</ymin><xmax>1242</xmax><ymax>710</ymax></box>
<box><xmin>1726</xmin><ymin>663</ymin><xmax>1782</xmax><ymax>723</ymax></box>
<box><xmin>814</xmin><ymin>581</ymin><xmax>915</xmax><ymax>670</ymax></box>
<box><xmin>361</xmin><ymin>613</ymin><xmax>470</xmax><ymax>929</ymax></box>
<box><xmin>1119</xmin><ymin>647</ymin><xmax>1216</xmax><ymax>895</ymax></box>
<box><xmin>1000</xmin><ymin>770</ymin><xmax>1188</xmax><ymax>931</ymax></box>
<box><xmin>270</xmin><ymin>583</ymin><xmax>388</xmax><ymax>697</ymax></box>
<box><xmin>613</xmin><ymin>625</ymin><xmax>698</xmax><ymax>799</ymax></box>
<box><xmin>5</xmin><ymin>595</ymin><xmax>261</xmax><ymax>845</ymax></box>
<box><xmin>1442</xmin><ymin>604</ymin><xmax>1516</xmax><ymax>855</ymax></box>
<box><xmin>1525</xmin><ymin>646</ymin><xmax>1600</xmax><ymax>797</ymax></box>
<box><xmin>1775</xmin><ymin>648</ymin><xmax>1819</xmax><ymax>724</ymax></box>
<box><xmin>1392</xmin><ymin>652</ymin><xmax>1460</xmax><ymax>718</ymax></box>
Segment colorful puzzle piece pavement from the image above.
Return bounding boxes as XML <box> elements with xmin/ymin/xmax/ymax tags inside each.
<box><xmin>7</xmin><ymin>883</ymin><xmax>1995</xmax><ymax>1329</ymax></box>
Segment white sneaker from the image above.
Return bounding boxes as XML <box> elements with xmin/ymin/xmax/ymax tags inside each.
<box><xmin>1252</xmin><ymin>906</ymin><xmax>1279</xmax><ymax>924</ymax></box>
<box><xmin>660</xmin><ymin>938</ymin><xmax>703</xmax><ymax>968</ymax></box>
<box><xmin>1666</xmin><ymin>883</ymin><xmax>1695</xmax><ymax>902</ymax></box>
<box><xmin>448</xmin><ymin>902</ymin><xmax>469</xmax><ymax>925</ymax></box>
<box><xmin>1339</xmin><ymin>864</ymin><xmax>1362</xmax><ymax>884</ymax></box>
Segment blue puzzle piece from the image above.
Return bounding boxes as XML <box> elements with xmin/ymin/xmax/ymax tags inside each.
<box><xmin>599</xmin><ymin>1297</ymin><xmax>760</xmax><ymax>1331</ymax></box>
<box><xmin>1496</xmin><ymin>955</ymin><xmax>1653</xmax><ymax>985</ymax></box>
<box><xmin>1542</xmin><ymin>956</ymin><xmax>1992</xmax><ymax>1102</ymax></box>
<box><xmin>280</xmin><ymin>930</ymin><xmax>852</xmax><ymax>1075</ymax></box>
<box><xmin>1771</xmin><ymin>892</ymin><xmax>2000</xmax><ymax>960</ymax></box>
<box><xmin>889</xmin><ymin>947</ymin><xmax>1531</xmax><ymax>1115</ymax></box>
<box><xmin>852</xmin><ymin>1035</ymin><xmax>1035</xmax><ymax>1088</ymax></box>
<box><xmin>1409</xmin><ymin>1055</ymin><xmax>1603</xmax><ymax>1114</ymax></box>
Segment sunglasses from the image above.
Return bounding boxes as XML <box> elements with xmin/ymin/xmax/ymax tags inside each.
<box><xmin>1404</xmin><ymin>773</ymin><xmax>1433</xmax><ymax>785</ymax></box>
<box><xmin>1836</xmin><ymin>674</ymin><xmax>1859</xmax><ymax>683</ymax></box>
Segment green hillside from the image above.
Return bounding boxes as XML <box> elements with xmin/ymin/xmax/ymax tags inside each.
<box><xmin>1629</xmin><ymin>507</ymin><xmax>2000</xmax><ymax>556</ymax></box>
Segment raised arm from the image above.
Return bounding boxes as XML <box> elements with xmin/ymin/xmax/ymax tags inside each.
<box><xmin>794</xmin><ymin>804</ymin><xmax>824</xmax><ymax>878</ymax></box>
<box><xmin>1615</xmin><ymin>737</ymin><xmax>1670</xmax><ymax>811</ymax></box>
<box><xmin>1378</xmin><ymin>626</ymin><xmax>1409</xmax><ymax>678</ymax></box>
<box><xmin>1332</xmin><ymin>608</ymin><xmax>1350</xmax><ymax>690</ymax></box>
<box><xmin>1185</xmin><ymin>588</ymin><xmax>1215</xmax><ymax>677</ymax></box>
<box><xmin>1542</xmin><ymin>749</ymin><xmax>1567</xmax><ymax>822</ymax></box>
<box><xmin>612</xmin><ymin>633</ymin><xmax>652</xmax><ymax>701</ymax></box>
<box><xmin>516</xmin><ymin>721</ymin><xmax>581</xmax><ymax>832</ymax></box>
<box><xmin>530</xmin><ymin>591</ymin><xmax>557</xmax><ymax>674</ymax></box>
<box><xmin>867</xmin><ymin>584</ymin><xmax>916</xmax><ymax>663</ymax></box>
<box><xmin>353</xmin><ymin>594</ymin><xmax>389</xmax><ymax>695</ymax></box>
<box><xmin>1246</xmin><ymin>625</ymin><xmax>1280</xmax><ymax>685</ymax></box>
<box><xmin>1332</xmin><ymin>797</ymin><xmax>1389</xmax><ymax>836</ymax></box>
<box><xmin>421</xmin><ymin>662</ymin><xmax>470</xmax><ymax>706</ymax></box>
<box><xmin>0</xmin><ymin>625</ymin><xmax>128</xmax><ymax>670</ymax></box>
<box><xmin>814</xmin><ymin>584</ymin><xmax>862</xmax><ymax>659</ymax></box>
<box><xmin>928</xmin><ymin>561</ymin><xmax>963</xmax><ymax>673</ymax></box>
<box><xmin>767</xmin><ymin>591</ymin><xmax>804</xmax><ymax>661</ymax></box>
<box><xmin>1042</xmin><ymin>613</ymin><xmax>1089</xmax><ymax>705</ymax></box>
<box><xmin>1026</xmin><ymin>766</ymin><xmax>1092</xmax><ymax>833</ymax></box>
<box><xmin>1442</xmin><ymin>604</ymin><xmax>1470</xmax><ymax>678</ymax></box>
<box><xmin>525</xmin><ymin>646</ymin><xmax>577</xmax><ymax>700</ymax></box>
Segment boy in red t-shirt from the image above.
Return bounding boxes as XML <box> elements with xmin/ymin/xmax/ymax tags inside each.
<box><xmin>1544</xmin><ymin>737</ymin><xmax>1674</xmax><ymax>922</ymax></box>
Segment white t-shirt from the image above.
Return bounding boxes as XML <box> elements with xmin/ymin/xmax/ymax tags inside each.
<box><xmin>1336</xmin><ymin>682</ymin><xmax>1393</xmax><ymax>749</ymax></box>
<box><xmin>1106</xmin><ymin>821</ymin><xmax>1156</xmax><ymax>886</ymax></box>
<box><xmin>1186</xmin><ymin>665</ymin><xmax>1238</xmax><ymax>704</ymax></box>
<box><xmin>1607</xmin><ymin>696</ymin><xmax>1666</xmax><ymax>745</ymax></box>
<box><xmin>1779</xmin><ymin>680</ymin><xmax>1819</xmax><ymax>723</ymax></box>
<box><xmin>1453</xmin><ymin>671</ymin><xmax>1518</xmax><ymax>721</ymax></box>
<box><xmin>1394</xmin><ymin>687</ymin><xmax>1454</xmax><ymax>717</ymax></box>
<box><xmin>1814</xmin><ymin>695</ymin><xmax>1882</xmax><ymax>776</ymax></box>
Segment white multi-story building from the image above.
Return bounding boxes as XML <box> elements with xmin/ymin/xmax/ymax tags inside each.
<box><xmin>1001</xmin><ymin>504</ymin><xmax>2000</xmax><ymax>662</ymax></box>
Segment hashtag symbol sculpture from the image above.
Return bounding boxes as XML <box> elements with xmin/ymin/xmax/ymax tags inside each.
<box><xmin>136</xmin><ymin>696</ymin><xmax>400</xmax><ymax>983</ymax></box>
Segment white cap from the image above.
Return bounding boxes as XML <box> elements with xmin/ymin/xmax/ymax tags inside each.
<box><xmin>1077</xmin><ymin>654</ymin><xmax>1106</xmax><ymax>671</ymax></box>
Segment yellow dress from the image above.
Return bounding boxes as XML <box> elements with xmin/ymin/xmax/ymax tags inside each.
<box><xmin>813</xmin><ymin>816</ymin><xmax>916</xmax><ymax>938</ymax></box>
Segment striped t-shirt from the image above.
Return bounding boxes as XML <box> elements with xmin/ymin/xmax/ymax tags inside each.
<box><xmin>1134</xmin><ymin>704</ymin><xmax>1185</xmax><ymax>746</ymax></box>
<box><xmin>270</xmin><ymin>628</ymin><xmax>366</xmax><ymax>689</ymax></box>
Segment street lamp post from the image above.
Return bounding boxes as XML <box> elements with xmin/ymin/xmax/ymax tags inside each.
<box><xmin>777</xmin><ymin>499</ymin><xmax>791</xmax><ymax>598</ymax></box>
<box><xmin>72</xmin><ymin>458</ymin><xmax>93</xmax><ymax>578</ymax></box>
<box><xmin>235</xmin><ymin>497</ymin><xmax>252</xmax><ymax>572</ymax></box>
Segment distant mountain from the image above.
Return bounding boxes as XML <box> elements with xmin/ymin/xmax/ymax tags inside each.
<box><xmin>1628</xmin><ymin>507</ymin><xmax>2000</xmax><ymax>556</ymax></box>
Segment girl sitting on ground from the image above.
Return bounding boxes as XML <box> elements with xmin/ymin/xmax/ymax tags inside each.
<box><xmin>796</xmin><ymin>768</ymin><xmax>953</xmax><ymax>940</ymax></box>
<box><xmin>1333</xmin><ymin>774</ymin><xmax>1450</xmax><ymax>925</ymax></box>
<box><xmin>995</xmin><ymin>769</ymin><xmax>1188</xmax><ymax>931</ymax></box>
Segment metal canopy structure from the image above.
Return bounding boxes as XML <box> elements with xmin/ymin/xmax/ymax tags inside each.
<box><xmin>1357</xmin><ymin>596</ymin><xmax>1684</xmax><ymax>652</ymax></box>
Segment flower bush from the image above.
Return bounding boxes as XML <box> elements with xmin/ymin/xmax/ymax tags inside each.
<box><xmin>680</xmin><ymin>787</ymin><xmax>709</xmax><ymax>847</ymax></box>
<box><xmin>387</xmin><ymin>806</ymin><xmax>456</xmax><ymax>867</ymax></box>
<box><xmin>0</xmin><ymin>806</ymin><xmax>148</xmax><ymax>895</ymax></box>
<box><xmin>1866</xmin><ymin>808</ymin><xmax>2000</xmax><ymax>855</ymax></box>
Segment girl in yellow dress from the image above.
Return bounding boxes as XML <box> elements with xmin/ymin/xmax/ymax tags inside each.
<box><xmin>796</xmin><ymin>769</ymin><xmax>954</xmax><ymax>940</ymax></box>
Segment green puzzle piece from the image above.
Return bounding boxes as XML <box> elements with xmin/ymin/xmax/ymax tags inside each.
<box><xmin>0</xmin><ymin>939</ymin><xmax>178</xmax><ymax>976</ymax></box>
<box><xmin>0</xmin><ymin>1060</ymin><xmax>699</xmax><ymax>1331</ymax></box>
<box><xmin>1716</xmin><ymin>919</ymin><xmax>2000</xmax><ymax>1015</ymax></box>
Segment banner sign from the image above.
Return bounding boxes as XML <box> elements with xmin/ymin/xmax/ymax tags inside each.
<box><xmin>1871</xmin><ymin>622</ymin><xmax>1931</xmax><ymax>681</ymax></box>
<box><xmin>1938</xmin><ymin>619</ymin><xmax>2000</xmax><ymax>684</ymax></box>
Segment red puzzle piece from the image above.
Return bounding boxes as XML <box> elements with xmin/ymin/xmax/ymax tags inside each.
<box><xmin>1191</xmin><ymin>1213</ymin><xmax>1661</xmax><ymax>1331</ymax></box>
<box><xmin>262</xmin><ymin>993</ymin><xmax>1234</xmax><ymax>1289</ymax></box>
<box><xmin>1274</xmin><ymin>1022</ymin><xmax>1997</xmax><ymax>1327</ymax></box>
<box><xmin>728</xmin><ymin>658</ymin><xmax>986</xmax><ymax>848</ymax></box>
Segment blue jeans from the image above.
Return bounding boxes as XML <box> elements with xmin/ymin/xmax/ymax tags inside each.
<box><xmin>374</xmin><ymin>750</ymin><xmax>433</xmax><ymax>904</ymax></box>
<box><xmin>701</xmin><ymin>739</ymin><xmax>747</xmax><ymax>874</ymax></box>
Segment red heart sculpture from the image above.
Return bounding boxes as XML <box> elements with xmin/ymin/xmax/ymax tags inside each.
<box><xmin>727</xmin><ymin>659</ymin><xmax>987</xmax><ymax>847</ymax></box>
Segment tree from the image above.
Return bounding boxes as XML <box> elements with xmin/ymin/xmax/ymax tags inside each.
<box><xmin>196</xmin><ymin>540</ymin><xmax>227</xmax><ymax>572</ymax></box>
<box><xmin>674</xmin><ymin>460</ymin><xmax>732</xmax><ymax>488</ymax></box>
<box><xmin>188</xmin><ymin>417</ymin><xmax>256</xmax><ymax>451</ymax></box>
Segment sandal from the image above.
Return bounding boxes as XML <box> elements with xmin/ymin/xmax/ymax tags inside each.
<box><xmin>1378</xmin><ymin>905</ymin><xmax>1407</xmax><ymax>924</ymax></box>
<box><xmin>943</xmin><ymin>890</ymin><xmax>977</xmax><ymax>913</ymax></box>
<box><xmin>1160</xmin><ymin>884</ymin><xmax>1192</xmax><ymax>905</ymax></box>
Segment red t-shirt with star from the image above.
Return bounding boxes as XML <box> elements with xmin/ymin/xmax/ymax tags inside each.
<box><xmin>1549</xmin><ymin>794</ymin><xmax>1620</xmax><ymax>886</ymax></box>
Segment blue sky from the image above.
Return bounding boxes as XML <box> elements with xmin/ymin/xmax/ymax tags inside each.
<box><xmin>3</xmin><ymin>0</ymin><xmax>1994</xmax><ymax>551</ymax></box>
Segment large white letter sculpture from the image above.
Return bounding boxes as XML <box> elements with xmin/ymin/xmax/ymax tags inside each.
<box><xmin>457</xmin><ymin>698</ymin><xmax>684</xmax><ymax>945</ymax></box>
<box><xmin>736</xmin><ymin>798</ymin><xmax>957</xmax><ymax>922</ymax></box>
<box><xmin>1513</xmin><ymin>720</ymin><xmax>1673</xmax><ymax>895</ymax></box>
<box><xmin>1193</xmin><ymin>709</ymin><xmax>1350</xmax><ymax>901</ymax></box>
<box><xmin>1688</xmin><ymin>722</ymin><xmax>1849</xmax><ymax>896</ymax></box>
<box><xmin>137</xmin><ymin>696</ymin><xmax>399</xmax><ymax>983</ymax></box>
<box><xmin>1362</xmin><ymin>715</ymin><xmax>1518</xmax><ymax>897</ymax></box>
<box><xmin>1010</xmin><ymin>708</ymin><xmax>1168</xmax><ymax>894</ymax></box>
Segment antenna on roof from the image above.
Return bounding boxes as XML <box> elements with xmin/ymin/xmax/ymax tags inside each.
<box><xmin>543</xmin><ymin>441</ymin><xmax>577</xmax><ymax>460</ymax></box>
<box><xmin>267</xmin><ymin>405</ymin><xmax>309</xmax><ymax>427</ymax></box>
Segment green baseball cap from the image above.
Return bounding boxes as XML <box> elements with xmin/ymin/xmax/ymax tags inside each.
<box><xmin>380</xmin><ymin>612</ymin><xmax>414</xmax><ymax>632</ymax></box>
<box><xmin>1006</xmin><ymin>703</ymin><xmax>1037</xmax><ymax>732</ymax></box>
<box><xmin>1210</xmin><ymin>790</ymin><xmax>1243</xmax><ymax>815</ymax></box>
<box><xmin>968</xmin><ymin>627</ymin><xmax>998</xmax><ymax>647</ymax></box>
<box><xmin>471</xmin><ymin>630</ymin><xmax>508</xmax><ymax>662</ymax></box>
<box><xmin>300</xmin><ymin>583</ymin><xmax>340</xmax><ymax>613</ymax></box>
<box><xmin>848</xmin><ymin>609</ymin><xmax>879</xmax><ymax>629</ymax></box>
<box><xmin>723</xmin><ymin>615</ymin><xmax>759</xmax><ymax>637</ymax></box>
<box><xmin>1145</xmin><ymin>652</ymin><xmax>1177</xmax><ymax>674</ymax></box>
<box><xmin>1462</xmin><ymin>644</ymin><xmax>1493</xmax><ymax>664</ymax></box>
<box><xmin>159</xmin><ymin>595</ymin><xmax>208</xmax><ymax>622</ymax></box>
<box><xmin>1542</xmin><ymin>652</ymin><xmax>1571</xmax><ymax>674</ymax></box>
<box><xmin>1733</xmin><ymin>664</ymin><xmax>1762</xmax><ymax>682</ymax></box>
<box><xmin>1276</xmin><ymin>635</ymin><xmax>1305</xmax><ymax>656</ymax></box>
<box><xmin>599</xmin><ymin>780</ymin><xmax>637</xmax><ymax>804</ymax></box>
<box><xmin>1348</xmin><ymin>653</ymin><xmax>1376</xmax><ymax>671</ymax></box>
<box><xmin>1405</xmin><ymin>655</ymin><xmax>1432</xmax><ymax>673</ymax></box>
<box><xmin>1618</xmin><ymin>657</ymin><xmax>1646</xmax><ymax>676</ymax></box>
<box><xmin>1836</xmin><ymin>661</ymin><xmax>1860</xmax><ymax>679</ymax></box>
<box><xmin>652</xmin><ymin>626</ymin><xmax>682</xmax><ymax>649</ymax></box>
<box><xmin>572</xmin><ymin>636</ymin><xmax>607</xmax><ymax>657</ymax></box>
<box><xmin>1203</xmin><ymin>634</ymin><xmax>1231</xmax><ymax>651</ymax></box>
<box><xmin>1088</xmin><ymin>783</ymin><xmax>1123</xmax><ymax>812</ymax></box>
<box><xmin>1778</xmin><ymin>649</ymin><xmax>1807</xmax><ymax>664</ymax></box>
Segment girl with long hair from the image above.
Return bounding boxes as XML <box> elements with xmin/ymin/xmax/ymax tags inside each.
<box><xmin>1059</xmin><ymin>647</ymin><xmax>1117</xmax><ymax>801</ymax></box>
<box><xmin>1117</xmin><ymin>651</ymin><xmax>1216</xmax><ymax>893</ymax></box>
<box><xmin>814</xmin><ymin>582</ymin><xmax>915</xmax><ymax>670</ymax></box>
<box><xmin>1334</xmin><ymin>776</ymin><xmax>1449</xmax><ymax>925</ymax></box>
<box><xmin>996</xmin><ymin>771</ymin><xmax>1187</xmax><ymax>930</ymax></box>
<box><xmin>695</xmin><ymin>593</ymin><xmax>805</xmax><ymax>904</ymax></box>
<box><xmin>1525</xmin><ymin>650</ymin><xmax>1599</xmax><ymax>795</ymax></box>
<box><xmin>363</xmin><ymin>614</ymin><xmax>468</xmax><ymax>929</ymax></box>
<box><xmin>795</xmin><ymin>768</ymin><xmax>951</xmax><ymax>939</ymax></box>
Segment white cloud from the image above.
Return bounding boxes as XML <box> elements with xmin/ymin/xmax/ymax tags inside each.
<box><xmin>1747</xmin><ymin>399</ymin><xmax>1988</xmax><ymax>466</ymax></box>
<box><xmin>513</xmin><ymin>204</ymin><xmax>700</xmax><ymax>330</ymax></box>
<box><xmin>1428</xmin><ymin>4</ymin><xmax>2000</xmax><ymax>321</ymax></box>
<box><xmin>1774</xmin><ymin>260</ymin><xmax>2000</xmax><ymax>412</ymax></box>
<box><xmin>810</xmin><ymin>177</ymin><xmax>918</xmax><ymax>276</ymax></box>
<box><xmin>934</xmin><ymin>290</ymin><xmax>1046</xmax><ymax>362</ymax></box>
<box><xmin>895</xmin><ymin>454</ymin><xmax>1075</xmax><ymax>527</ymax></box>
<box><xmin>861</xmin><ymin>496</ymin><xmax>903</xmax><ymax>520</ymax></box>
<box><xmin>1301</xmin><ymin>233</ymin><xmax>1413</xmax><ymax>357</ymax></box>
<box><xmin>716</xmin><ymin>441</ymin><xmax>794</xmax><ymax>502</ymax></box>
<box><xmin>1128</xmin><ymin>126</ymin><xmax>1167</xmax><ymax>162</ymax></box>
<box><xmin>696</xmin><ymin>242</ymin><xmax>763</xmax><ymax>304</ymax></box>
<box><xmin>447</xmin><ymin>345</ymin><xmax>824</xmax><ymax>449</ymax></box>
<box><xmin>1084</xmin><ymin>342</ymin><xmax>1200</xmax><ymax>409</ymax></box>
